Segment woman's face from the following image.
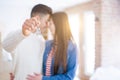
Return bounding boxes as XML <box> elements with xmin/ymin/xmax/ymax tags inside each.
<box><xmin>49</xmin><ymin>19</ymin><xmax>55</xmax><ymax>36</ymax></box>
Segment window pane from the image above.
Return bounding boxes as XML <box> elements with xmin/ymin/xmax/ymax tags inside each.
<box><xmin>68</xmin><ymin>14</ymin><xmax>80</xmax><ymax>80</ymax></box>
<box><xmin>83</xmin><ymin>11</ymin><xmax>95</xmax><ymax>75</ymax></box>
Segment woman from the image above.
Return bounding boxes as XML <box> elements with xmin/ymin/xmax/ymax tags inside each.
<box><xmin>27</xmin><ymin>12</ymin><xmax>78</xmax><ymax>80</ymax></box>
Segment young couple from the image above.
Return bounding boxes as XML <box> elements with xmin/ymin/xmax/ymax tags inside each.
<box><xmin>2</xmin><ymin>4</ymin><xmax>78</xmax><ymax>80</ymax></box>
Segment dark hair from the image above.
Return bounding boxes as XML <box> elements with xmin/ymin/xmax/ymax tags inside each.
<box><xmin>31</xmin><ymin>4</ymin><xmax>52</xmax><ymax>17</ymax></box>
<box><xmin>52</xmin><ymin>12</ymin><xmax>73</xmax><ymax>74</ymax></box>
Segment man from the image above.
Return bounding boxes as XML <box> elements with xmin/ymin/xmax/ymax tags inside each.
<box><xmin>2</xmin><ymin>4</ymin><xmax>52</xmax><ymax>80</ymax></box>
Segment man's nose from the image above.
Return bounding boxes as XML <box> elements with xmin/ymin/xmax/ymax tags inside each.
<box><xmin>44</xmin><ymin>24</ymin><xmax>48</xmax><ymax>28</ymax></box>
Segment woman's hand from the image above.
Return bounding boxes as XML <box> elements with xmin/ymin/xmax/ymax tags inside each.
<box><xmin>26</xmin><ymin>73</ymin><xmax>42</xmax><ymax>80</ymax></box>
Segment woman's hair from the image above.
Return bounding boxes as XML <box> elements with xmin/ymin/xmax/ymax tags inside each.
<box><xmin>52</xmin><ymin>12</ymin><xmax>73</xmax><ymax>74</ymax></box>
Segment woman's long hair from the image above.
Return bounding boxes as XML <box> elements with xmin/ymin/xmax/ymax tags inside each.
<box><xmin>52</xmin><ymin>12</ymin><xmax>73</xmax><ymax>74</ymax></box>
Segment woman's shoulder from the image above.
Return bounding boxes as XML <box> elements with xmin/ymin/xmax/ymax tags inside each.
<box><xmin>68</xmin><ymin>40</ymin><xmax>77</xmax><ymax>51</ymax></box>
<box><xmin>45</xmin><ymin>40</ymin><xmax>53</xmax><ymax>47</ymax></box>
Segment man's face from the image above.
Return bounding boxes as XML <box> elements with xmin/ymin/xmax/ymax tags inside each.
<box><xmin>32</xmin><ymin>14</ymin><xmax>54</xmax><ymax>38</ymax></box>
<box><xmin>37</xmin><ymin>14</ymin><xmax>50</xmax><ymax>34</ymax></box>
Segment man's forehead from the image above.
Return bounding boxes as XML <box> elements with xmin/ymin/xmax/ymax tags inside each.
<box><xmin>39</xmin><ymin>13</ymin><xmax>50</xmax><ymax>18</ymax></box>
<box><xmin>32</xmin><ymin>13</ymin><xmax>50</xmax><ymax>18</ymax></box>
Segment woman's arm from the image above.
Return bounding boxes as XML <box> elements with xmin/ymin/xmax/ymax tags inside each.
<box><xmin>26</xmin><ymin>43</ymin><xmax>78</xmax><ymax>80</ymax></box>
<box><xmin>2</xmin><ymin>30</ymin><xmax>25</xmax><ymax>53</ymax></box>
<box><xmin>42</xmin><ymin>44</ymin><xmax>78</xmax><ymax>80</ymax></box>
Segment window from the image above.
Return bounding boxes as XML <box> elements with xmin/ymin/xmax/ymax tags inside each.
<box><xmin>83</xmin><ymin>11</ymin><xmax>95</xmax><ymax>75</ymax></box>
<box><xmin>67</xmin><ymin>11</ymin><xmax>95</xmax><ymax>80</ymax></box>
<box><xmin>68</xmin><ymin>13</ymin><xmax>80</xmax><ymax>80</ymax></box>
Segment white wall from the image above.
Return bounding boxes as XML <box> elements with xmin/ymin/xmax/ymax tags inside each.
<box><xmin>0</xmin><ymin>5</ymin><xmax>31</xmax><ymax>40</ymax></box>
<box><xmin>101</xmin><ymin>0</ymin><xmax>120</xmax><ymax>69</ymax></box>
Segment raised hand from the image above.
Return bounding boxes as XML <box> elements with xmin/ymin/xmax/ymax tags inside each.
<box><xmin>22</xmin><ymin>16</ymin><xmax>40</xmax><ymax>36</ymax></box>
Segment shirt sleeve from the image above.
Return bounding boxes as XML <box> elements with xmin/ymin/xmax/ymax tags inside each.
<box><xmin>2</xmin><ymin>29</ymin><xmax>25</xmax><ymax>53</ymax></box>
<box><xmin>42</xmin><ymin>44</ymin><xmax>78</xmax><ymax>80</ymax></box>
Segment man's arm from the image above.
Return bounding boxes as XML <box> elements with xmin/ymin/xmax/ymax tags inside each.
<box><xmin>2</xmin><ymin>30</ymin><xmax>25</xmax><ymax>53</ymax></box>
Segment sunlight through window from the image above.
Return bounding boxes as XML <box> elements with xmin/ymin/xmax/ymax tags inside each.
<box><xmin>68</xmin><ymin>14</ymin><xmax>80</xmax><ymax>48</ymax></box>
<box><xmin>68</xmin><ymin>13</ymin><xmax>80</xmax><ymax>80</ymax></box>
<box><xmin>83</xmin><ymin>11</ymin><xmax>95</xmax><ymax>75</ymax></box>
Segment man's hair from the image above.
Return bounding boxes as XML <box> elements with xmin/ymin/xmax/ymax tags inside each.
<box><xmin>31</xmin><ymin>4</ymin><xmax>52</xmax><ymax>17</ymax></box>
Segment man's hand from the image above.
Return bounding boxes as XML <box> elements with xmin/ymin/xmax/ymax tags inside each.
<box><xmin>22</xmin><ymin>17</ymin><xmax>40</xmax><ymax>36</ymax></box>
<box><xmin>26</xmin><ymin>73</ymin><xmax>42</xmax><ymax>80</ymax></box>
<box><xmin>10</xmin><ymin>73</ymin><xmax>14</xmax><ymax>80</ymax></box>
